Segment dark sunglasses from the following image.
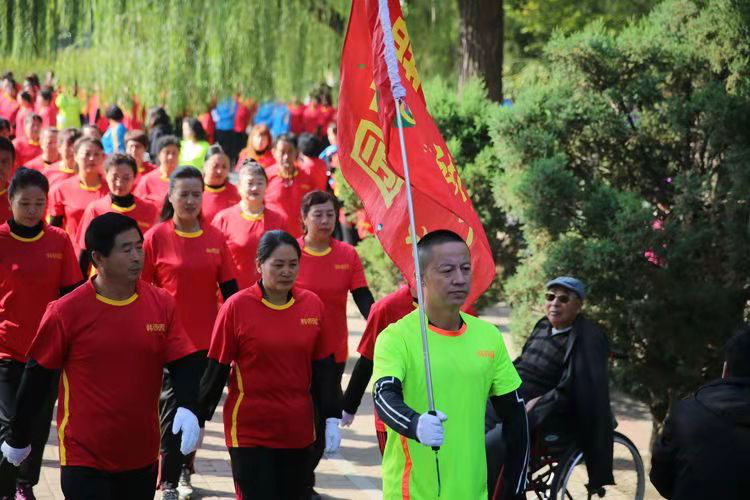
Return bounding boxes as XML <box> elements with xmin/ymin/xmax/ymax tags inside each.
<box><xmin>545</xmin><ymin>292</ymin><xmax>572</xmax><ymax>304</ymax></box>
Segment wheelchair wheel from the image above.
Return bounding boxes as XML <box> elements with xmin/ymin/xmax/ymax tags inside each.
<box><xmin>550</xmin><ymin>432</ymin><xmax>645</xmax><ymax>499</ymax></box>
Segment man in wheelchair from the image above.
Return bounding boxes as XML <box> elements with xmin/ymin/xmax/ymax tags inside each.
<box><xmin>486</xmin><ymin>277</ymin><xmax>614</xmax><ymax>498</ymax></box>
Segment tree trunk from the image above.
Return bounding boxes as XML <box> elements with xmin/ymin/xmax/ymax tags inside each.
<box><xmin>457</xmin><ymin>0</ymin><xmax>504</xmax><ymax>102</ymax></box>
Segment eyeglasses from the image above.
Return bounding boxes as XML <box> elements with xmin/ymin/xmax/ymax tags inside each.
<box><xmin>545</xmin><ymin>292</ymin><xmax>572</xmax><ymax>304</ymax></box>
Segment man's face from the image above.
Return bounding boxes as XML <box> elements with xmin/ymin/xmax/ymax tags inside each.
<box><xmin>545</xmin><ymin>286</ymin><xmax>582</xmax><ymax>329</ymax></box>
<box><xmin>93</xmin><ymin>227</ymin><xmax>144</xmax><ymax>283</ymax></box>
<box><xmin>273</xmin><ymin>140</ymin><xmax>297</xmax><ymax>171</ymax></box>
<box><xmin>125</xmin><ymin>141</ymin><xmax>146</xmax><ymax>166</ymax></box>
<box><xmin>41</xmin><ymin>129</ymin><xmax>59</xmax><ymax>158</ymax></box>
<box><xmin>158</xmin><ymin>145</ymin><xmax>180</xmax><ymax>174</ymax></box>
<box><xmin>422</xmin><ymin>241</ymin><xmax>471</xmax><ymax>308</ymax></box>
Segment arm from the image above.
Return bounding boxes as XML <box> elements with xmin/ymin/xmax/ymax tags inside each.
<box><xmin>7</xmin><ymin>360</ymin><xmax>58</xmax><ymax>448</ymax></box>
<box><xmin>372</xmin><ymin>376</ymin><xmax>419</xmax><ymax>440</ymax></box>
<box><xmin>311</xmin><ymin>354</ymin><xmax>341</xmax><ymax>419</ymax></box>
<box><xmin>351</xmin><ymin>287</ymin><xmax>374</xmax><ymax>320</ymax></box>
<box><xmin>490</xmin><ymin>391</ymin><xmax>530</xmax><ymax>499</ymax></box>
<box><xmin>342</xmin><ymin>355</ymin><xmax>373</xmax><ymax>414</ymax></box>
<box><xmin>198</xmin><ymin>358</ymin><xmax>231</xmax><ymax>423</ymax></box>
<box><xmin>165</xmin><ymin>350</ymin><xmax>205</xmax><ymax>419</ymax></box>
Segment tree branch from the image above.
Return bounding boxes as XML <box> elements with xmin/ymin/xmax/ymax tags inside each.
<box><xmin>302</xmin><ymin>0</ymin><xmax>346</xmax><ymax>36</ymax></box>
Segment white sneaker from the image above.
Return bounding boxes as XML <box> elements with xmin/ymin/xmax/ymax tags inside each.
<box><xmin>177</xmin><ymin>468</ymin><xmax>193</xmax><ymax>499</ymax></box>
<box><xmin>161</xmin><ymin>489</ymin><xmax>179</xmax><ymax>500</ymax></box>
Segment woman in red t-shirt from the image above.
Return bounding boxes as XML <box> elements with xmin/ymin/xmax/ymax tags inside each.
<box><xmin>201</xmin><ymin>145</ymin><xmax>240</xmax><ymax>222</ymax></box>
<box><xmin>0</xmin><ymin>167</ymin><xmax>82</xmax><ymax>499</ymax></box>
<box><xmin>141</xmin><ymin>166</ymin><xmax>238</xmax><ymax>499</ymax></box>
<box><xmin>295</xmin><ymin>190</ymin><xmax>375</xmax><ymax>492</ymax></box>
<box><xmin>211</xmin><ymin>159</ymin><xmax>287</xmax><ymax>289</ymax></box>
<box><xmin>199</xmin><ymin>230</ymin><xmax>340</xmax><ymax>499</ymax></box>
<box><xmin>235</xmin><ymin>124</ymin><xmax>274</xmax><ymax>170</ymax></box>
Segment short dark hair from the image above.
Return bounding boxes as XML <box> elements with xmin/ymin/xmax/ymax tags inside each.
<box><xmin>9</xmin><ymin>167</ymin><xmax>48</xmax><ymax>199</ymax></box>
<box><xmin>204</xmin><ymin>143</ymin><xmax>227</xmax><ymax>162</ymax></box>
<box><xmin>274</xmin><ymin>133</ymin><xmax>296</xmax><ymax>150</ymax></box>
<box><xmin>256</xmin><ymin>230</ymin><xmax>301</xmax><ymax>264</ymax></box>
<box><xmin>0</xmin><ymin>118</ymin><xmax>10</xmax><ymax>133</ymax></box>
<box><xmin>73</xmin><ymin>136</ymin><xmax>104</xmax><ymax>153</ymax></box>
<box><xmin>84</xmin><ymin>212</ymin><xmax>143</xmax><ymax>265</ymax></box>
<box><xmin>160</xmin><ymin>166</ymin><xmax>204</xmax><ymax>222</ymax></box>
<box><xmin>40</xmin><ymin>86</ymin><xmax>53</xmax><ymax>102</ymax></box>
<box><xmin>297</xmin><ymin>133</ymin><xmax>322</xmax><ymax>157</ymax></box>
<box><xmin>238</xmin><ymin>159</ymin><xmax>267</xmax><ymax>182</ymax></box>
<box><xmin>105</xmin><ymin>153</ymin><xmax>138</xmax><ymax>176</ymax></box>
<box><xmin>725</xmin><ymin>326</ymin><xmax>750</xmax><ymax>377</ymax></box>
<box><xmin>24</xmin><ymin>113</ymin><xmax>42</xmax><ymax>127</ymax></box>
<box><xmin>105</xmin><ymin>105</ymin><xmax>124</xmax><ymax>121</ymax></box>
<box><xmin>155</xmin><ymin>134</ymin><xmax>180</xmax><ymax>158</ymax></box>
<box><xmin>0</xmin><ymin>136</ymin><xmax>14</xmax><ymax>161</ymax></box>
<box><xmin>417</xmin><ymin>229</ymin><xmax>467</xmax><ymax>269</ymax></box>
<box><xmin>183</xmin><ymin>117</ymin><xmax>208</xmax><ymax>142</ymax></box>
<box><xmin>59</xmin><ymin>128</ymin><xmax>82</xmax><ymax>147</ymax></box>
<box><xmin>301</xmin><ymin>190</ymin><xmax>339</xmax><ymax>219</ymax></box>
<box><xmin>19</xmin><ymin>91</ymin><xmax>32</xmax><ymax>105</ymax></box>
<box><xmin>124</xmin><ymin>129</ymin><xmax>148</xmax><ymax>149</ymax></box>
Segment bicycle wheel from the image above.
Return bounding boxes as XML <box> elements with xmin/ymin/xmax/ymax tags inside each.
<box><xmin>551</xmin><ymin>432</ymin><xmax>645</xmax><ymax>499</ymax></box>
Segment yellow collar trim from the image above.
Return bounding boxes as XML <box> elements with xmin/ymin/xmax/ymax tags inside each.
<box><xmin>160</xmin><ymin>173</ymin><xmax>170</xmax><ymax>182</ymax></box>
<box><xmin>241</xmin><ymin>210</ymin><xmax>264</xmax><ymax>222</ymax></box>
<box><xmin>174</xmin><ymin>228</ymin><xmax>203</xmax><ymax>238</ymax></box>
<box><xmin>304</xmin><ymin>246</ymin><xmax>332</xmax><ymax>257</ymax></box>
<box><xmin>28</xmin><ymin>140</ymin><xmax>40</xmax><ymax>147</ymax></box>
<box><xmin>278</xmin><ymin>168</ymin><xmax>298</xmax><ymax>180</ymax></box>
<box><xmin>79</xmin><ymin>182</ymin><xmax>101</xmax><ymax>192</ymax></box>
<box><xmin>59</xmin><ymin>165</ymin><xmax>76</xmax><ymax>174</ymax></box>
<box><xmin>10</xmin><ymin>229</ymin><xmax>44</xmax><ymax>242</ymax></box>
<box><xmin>96</xmin><ymin>292</ymin><xmax>138</xmax><ymax>306</ymax></box>
<box><xmin>261</xmin><ymin>297</ymin><xmax>295</xmax><ymax>310</ymax></box>
<box><xmin>205</xmin><ymin>184</ymin><xmax>226</xmax><ymax>193</ymax></box>
<box><xmin>111</xmin><ymin>203</ymin><xmax>136</xmax><ymax>213</ymax></box>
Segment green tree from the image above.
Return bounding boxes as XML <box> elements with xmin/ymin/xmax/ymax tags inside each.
<box><xmin>494</xmin><ymin>0</ymin><xmax>750</xmax><ymax>433</ymax></box>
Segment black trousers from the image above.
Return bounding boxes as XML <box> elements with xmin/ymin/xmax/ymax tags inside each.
<box><xmin>0</xmin><ymin>358</ymin><xmax>58</xmax><ymax>496</ymax></box>
<box><xmin>158</xmin><ymin>353</ymin><xmax>208</xmax><ymax>489</ymax></box>
<box><xmin>230</xmin><ymin>446</ymin><xmax>308</xmax><ymax>500</ymax></box>
<box><xmin>60</xmin><ymin>462</ymin><xmax>157</xmax><ymax>500</ymax></box>
<box><xmin>305</xmin><ymin>361</ymin><xmax>345</xmax><ymax>490</ymax></box>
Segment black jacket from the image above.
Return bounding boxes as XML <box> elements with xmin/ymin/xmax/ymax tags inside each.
<box><xmin>524</xmin><ymin>315</ymin><xmax>614</xmax><ymax>488</ymax></box>
<box><xmin>650</xmin><ymin>377</ymin><xmax>750</xmax><ymax>499</ymax></box>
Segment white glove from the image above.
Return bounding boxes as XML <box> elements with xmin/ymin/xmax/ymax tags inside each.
<box><xmin>340</xmin><ymin>410</ymin><xmax>355</xmax><ymax>427</ymax></box>
<box><xmin>324</xmin><ymin>418</ymin><xmax>341</xmax><ymax>453</ymax></box>
<box><xmin>1</xmin><ymin>441</ymin><xmax>31</xmax><ymax>466</ymax></box>
<box><xmin>172</xmin><ymin>407</ymin><xmax>200</xmax><ymax>455</ymax></box>
<box><xmin>416</xmin><ymin>411</ymin><xmax>447</xmax><ymax>447</ymax></box>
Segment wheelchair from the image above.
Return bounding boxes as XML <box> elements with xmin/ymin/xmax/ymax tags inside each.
<box><xmin>517</xmin><ymin>425</ymin><xmax>645</xmax><ymax>499</ymax></box>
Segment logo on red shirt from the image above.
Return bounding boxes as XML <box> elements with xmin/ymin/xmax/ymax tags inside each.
<box><xmin>146</xmin><ymin>323</ymin><xmax>166</xmax><ymax>333</ymax></box>
<box><xmin>300</xmin><ymin>317</ymin><xmax>319</xmax><ymax>326</ymax></box>
<box><xmin>334</xmin><ymin>264</ymin><xmax>350</xmax><ymax>270</ymax></box>
<box><xmin>46</xmin><ymin>252</ymin><xmax>63</xmax><ymax>260</ymax></box>
<box><xmin>206</xmin><ymin>248</ymin><xmax>220</xmax><ymax>254</ymax></box>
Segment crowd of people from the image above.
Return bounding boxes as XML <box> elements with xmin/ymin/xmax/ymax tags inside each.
<box><xmin>1</xmin><ymin>69</ymin><xmax>749</xmax><ymax>500</ymax></box>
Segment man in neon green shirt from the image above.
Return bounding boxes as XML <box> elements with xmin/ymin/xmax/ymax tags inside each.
<box><xmin>373</xmin><ymin>230</ymin><xmax>529</xmax><ymax>499</ymax></box>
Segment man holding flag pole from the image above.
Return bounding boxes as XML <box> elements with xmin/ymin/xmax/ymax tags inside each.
<box><xmin>337</xmin><ymin>1</ymin><xmax>529</xmax><ymax>498</ymax></box>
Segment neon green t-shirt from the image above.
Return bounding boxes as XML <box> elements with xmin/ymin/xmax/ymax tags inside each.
<box><xmin>55</xmin><ymin>93</ymin><xmax>82</xmax><ymax>129</ymax></box>
<box><xmin>179</xmin><ymin>140</ymin><xmax>210</xmax><ymax>170</ymax></box>
<box><xmin>373</xmin><ymin>309</ymin><xmax>521</xmax><ymax>500</ymax></box>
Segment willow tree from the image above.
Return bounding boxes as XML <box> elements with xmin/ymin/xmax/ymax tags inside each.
<box><xmin>0</xmin><ymin>0</ymin><xmax>347</xmax><ymax>114</ymax></box>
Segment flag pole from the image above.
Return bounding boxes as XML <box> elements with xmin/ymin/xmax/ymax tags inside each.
<box><xmin>377</xmin><ymin>1</ymin><xmax>441</xmax><ymax>495</ymax></box>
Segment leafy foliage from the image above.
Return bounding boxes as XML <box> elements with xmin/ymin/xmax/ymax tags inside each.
<box><xmin>494</xmin><ymin>0</ymin><xmax>750</xmax><ymax>421</ymax></box>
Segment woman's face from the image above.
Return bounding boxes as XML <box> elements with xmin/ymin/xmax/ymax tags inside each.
<box><xmin>158</xmin><ymin>144</ymin><xmax>180</xmax><ymax>173</ymax></box>
<box><xmin>75</xmin><ymin>144</ymin><xmax>104</xmax><ymax>177</ymax></box>
<box><xmin>239</xmin><ymin>171</ymin><xmax>267</xmax><ymax>204</ymax></box>
<box><xmin>168</xmin><ymin>178</ymin><xmax>203</xmax><ymax>221</ymax></box>
<box><xmin>203</xmin><ymin>154</ymin><xmax>230</xmax><ymax>186</ymax></box>
<box><xmin>252</xmin><ymin>130</ymin><xmax>270</xmax><ymax>152</ymax></box>
<box><xmin>303</xmin><ymin>201</ymin><xmax>336</xmax><ymax>239</ymax></box>
<box><xmin>258</xmin><ymin>244</ymin><xmax>299</xmax><ymax>295</ymax></box>
<box><xmin>11</xmin><ymin>185</ymin><xmax>47</xmax><ymax>227</ymax></box>
<box><xmin>106</xmin><ymin>164</ymin><xmax>136</xmax><ymax>197</ymax></box>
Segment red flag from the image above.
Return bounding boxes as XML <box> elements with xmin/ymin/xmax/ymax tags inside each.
<box><xmin>338</xmin><ymin>0</ymin><xmax>496</xmax><ymax>305</ymax></box>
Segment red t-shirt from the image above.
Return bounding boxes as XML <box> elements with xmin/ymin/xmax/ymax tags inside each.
<box><xmin>208</xmin><ymin>284</ymin><xmax>336</xmax><ymax>448</ymax></box>
<box><xmin>38</xmin><ymin>105</ymin><xmax>57</xmax><ymax>129</ymax></box>
<box><xmin>11</xmin><ymin>137</ymin><xmax>42</xmax><ymax>169</ymax></box>
<box><xmin>265</xmin><ymin>165</ymin><xmax>315</xmax><ymax>238</ymax></box>
<box><xmin>48</xmin><ymin>176</ymin><xmax>109</xmax><ymax>245</ymax></box>
<box><xmin>288</xmin><ymin>104</ymin><xmax>305</xmax><ymax>135</ymax></box>
<box><xmin>135</xmin><ymin>161</ymin><xmax>158</xmax><ymax>186</ymax></box>
<box><xmin>211</xmin><ymin>205</ymin><xmax>288</xmax><ymax>290</ymax></box>
<box><xmin>14</xmin><ymin>105</ymin><xmax>33</xmax><ymax>141</ymax></box>
<box><xmin>202</xmin><ymin>183</ymin><xmax>240</xmax><ymax>223</ymax></box>
<box><xmin>132</xmin><ymin>168</ymin><xmax>170</xmax><ymax>207</ymax></box>
<box><xmin>28</xmin><ymin>280</ymin><xmax>196</xmax><ymax>472</ymax></box>
<box><xmin>318</xmin><ymin>105</ymin><xmax>336</xmax><ymax>134</ymax></box>
<box><xmin>235</xmin><ymin>149</ymin><xmax>274</xmax><ymax>171</ymax></box>
<box><xmin>0</xmin><ymin>186</ymin><xmax>10</xmax><ymax>223</ymax></box>
<box><xmin>76</xmin><ymin>195</ymin><xmax>159</xmax><ymax>251</ymax></box>
<box><xmin>142</xmin><ymin>221</ymin><xmax>236</xmax><ymax>351</ymax></box>
<box><xmin>0</xmin><ymin>92</ymin><xmax>19</xmax><ymax>123</ymax></box>
<box><xmin>0</xmin><ymin>223</ymin><xmax>81</xmax><ymax>362</ymax></box>
<box><xmin>25</xmin><ymin>155</ymin><xmax>58</xmax><ymax>173</ymax></box>
<box><xmin>302</xmin><ymin>105</ymin><xmax>322</xmax><ymax>135</ymax></box>
<box><xmin>299</xmin><ymin>155</ymin><xmax>328</xmax><ymax>192</ymax></box>
<box><xmin>42</xmin><ymin>163</ymin><xmax>76</xmax><ymax>190</ymax></box>
<box><xmin>296</xmin><ymin>238</ymin><xmax>368</xmax><ymax>362</ymax></box>
<box><xmin>234</xmin><ymin>101</ymin><xmax>250</xmax><ymax>134</ymax></box>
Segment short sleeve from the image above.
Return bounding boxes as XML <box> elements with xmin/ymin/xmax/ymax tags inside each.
<box><xmin>48</xmin><ymin>185</ymin><xmax>65</xmax><ymax>217</ymax></box>
<box><xmin>132</xmin><ymin>177</ymin><xmax>148</xmax><ymax>200</ymax></box>
<box><xmin>210</xmin><ymin>212</ymin><xmax>226</xmax><ymax>232</ymax></box>
<box><xmin>27</xmin><ymin>302</ymin><xmax>67</xmax><ymax>369</ymax></box>
<box><xmin>313</xmin><ymin>301</ymin><xmax>337</xmax><ymax>360</ymax></box>
<box><xmin>161</xmin><ymin>294</ymin><xmax>198</xmax><ymax>363</ymax></box>
<box><xmin>217</xmin><ymin>238</ymin><xmax>236</xmax><ymax>284</ymax></box>
<box><xmin>489</xmin><ymin>330</ymin><xmax>522</xmax><ymax>397</ymax></box>
<box><xmin>60</xmin><ymin>233</ymin><xmax>83</xmax><ymax>288</ymax></box>
<box><xmin>208</xmin><ymin>299</ymin><xmax>237</xmax><ymax>364</ymax></box>
<box><xmin>356</xmin><ymin>301</ymin><xmax>387</xmax><ymax>360</ymax></box>
<box><xmin>372</xmin><ymin>323</ymin><xmax>408</xmax><ymax>383</ymax></box>
<box><xmin>349</xmin><ymin>247</ymin><xmax>368</xmax><ymax>291</ymax></box>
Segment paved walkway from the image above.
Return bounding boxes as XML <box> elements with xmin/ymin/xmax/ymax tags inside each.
<box><xmin>32</xmin><ymin>303</ymin><xmax>660</xmax><ymax>499</ymax></box>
